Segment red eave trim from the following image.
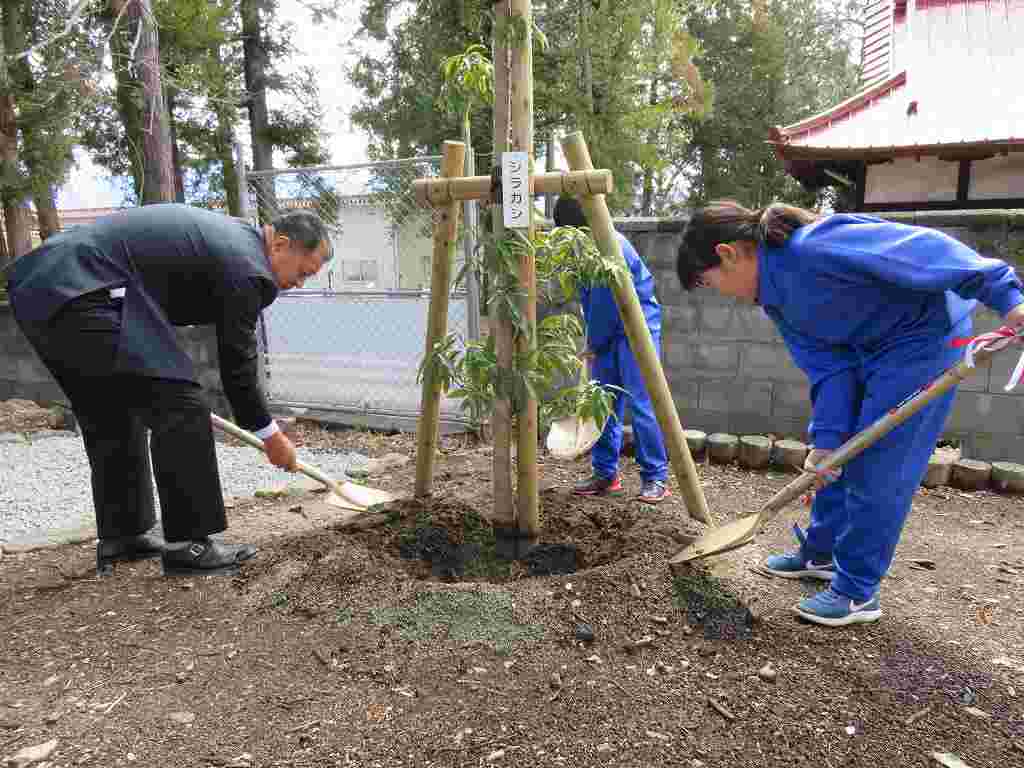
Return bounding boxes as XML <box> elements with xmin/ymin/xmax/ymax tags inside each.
<box><xmin>775</xmin><ymin>71</ymin><xmax>907</xmax><ymax>142</ymax></box>
<box><xmin>768</xmin><ymin>138</ymin><xmax>1024</xmax><ymax>164</ymax></box>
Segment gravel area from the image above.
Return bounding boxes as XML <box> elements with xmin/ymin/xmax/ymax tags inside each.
<box><xmin>0</xmin><ymin>430</ymin><xmax>366</xmax><ymax>546</ymax></box>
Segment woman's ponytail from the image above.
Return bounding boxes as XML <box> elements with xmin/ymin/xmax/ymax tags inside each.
<box><xmin>756</xmin><ymin>203</ymin><xmax>819</xmax><ymax>247</ymax></box>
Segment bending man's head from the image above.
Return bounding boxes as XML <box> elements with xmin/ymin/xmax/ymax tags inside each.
<box><xmin>266</xmin><ymin>210</ymin><xmax>334</xmax><ymax>290</ymax></box>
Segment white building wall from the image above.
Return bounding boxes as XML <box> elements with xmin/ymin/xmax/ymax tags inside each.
<box><xmin>300</xmin><ymin>201</ymin><xmax>401</xmax><ymax>291</ymax></box>
<box><xmin>865</xmin><ymin>156</ymin><xmax>958</xmax><ymax>204</ymax></box>
<box><xmin>288</xmin><ymin>198</ymin><xmax>441</xmax><ymax>293</ymax></box>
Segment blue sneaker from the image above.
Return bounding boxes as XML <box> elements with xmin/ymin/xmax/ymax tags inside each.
<box><xmin>764</xmin><ymin>551</ymin><xmax>835</xmax><ymax>581</ymax></box>
<box><xmin>763</xmin><ymin>525</ymin><xmax>835</xmax><ymax>581</ymax></box>
<box><xmin>795</xmin><ymin>586</ymin><xmax>882</xmax><ymax>627</ymax></box>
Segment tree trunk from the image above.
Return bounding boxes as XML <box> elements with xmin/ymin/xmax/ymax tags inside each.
<box><xmin>0</xmin><ymin>0</ymin><xmax>31</xmax><ymax>261</ymax></box>
<box><xmin>8</xmin><ymin>0</ymin><xmax>60</xmax><ymax>241</ymax></box>
<box><xmin>166</xmin><ymin>85</ymin><xmax>186</xmax><ymax>202</ymax></box>
<box><xmin>130</xmin><ymin>0</ymin><xmax>174</xmax><ymax>204</ymax></box>
<box><xmin>212</xmin><ymin>44</ymin><xmax>241</xmax><ymax>217</ymax></box>
<box><xmin>109</xmin><ymin>5</ymin><xmax>145</xmax><ymax>201</ymax></box>
<box><xmin>641</xmin><ymin>78</ymin><xmax>658</xmax><ymax>215</ymax></box>
<box><xmin>579</xmin><ymin>0</ymin><xmax>594</xmax><ymax>116</ymax></box>
<box><xmin>2</xmin><ymin>200</ymin><xmax>31</xmax><ymax>256</ymax></box>
<box><xmin>217</xmin><ymin>115</ymin><xmax>241</xmax><ymax>216</ymax></box>
<box><xmin>32</xmin><ymin>181</ymin><xmax>60</xmax><ymax>239</ymax></box>
<box><xmin>108</xmin><ymin>0</ymin><xmax>173</xmax><ymax>204</ymax></box>
<box><xmin>241</xmin><ymin>0</ymin><xmax>277</xmax><ymax>222</ymax></box>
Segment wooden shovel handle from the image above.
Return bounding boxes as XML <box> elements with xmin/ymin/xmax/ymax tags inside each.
<box><xmin>758</xmin><ymin>339</ymin><xmax>1008</xmax><ymax>521</ymax></box>
<box><xmin>209</xmin><ymin>412</ymin><xmax>343</xmax><ymax>495</ymax></box>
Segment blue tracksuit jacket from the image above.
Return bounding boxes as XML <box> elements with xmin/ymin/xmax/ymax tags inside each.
<box><xmin>580</xmin><ymin>232</ymin><xmax>662</xmax><ymax>355</ymax></box>
<box><xmin>758</xmin><ymin>213</ymin><xmax>1024</xmax><ymax>450</ymax></box>
<box><xmin>758</xmin><ymin>213</ymin><xmax>1024</xmax><ymax>601</ymax></box>
<box><xmin>581</xmin><ymin>231</ymin><xmax>667</xmax><ymax>482</ymax></box>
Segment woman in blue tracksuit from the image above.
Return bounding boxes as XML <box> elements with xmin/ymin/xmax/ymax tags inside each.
<box><xmin>675</xmin><ymin>200</ymin><xmax>1024</xmax><ymax>627</ymax></box>
<box><xmin>553</xmin><ymin>196</ymin><xmax>671</xmax><ymax>504</ymax></box>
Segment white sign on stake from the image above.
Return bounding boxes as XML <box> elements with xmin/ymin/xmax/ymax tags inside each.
<box><xmin>501</xmin><ymin>151</ymin><xmax>530</xmax><ymax>229</ymax></box>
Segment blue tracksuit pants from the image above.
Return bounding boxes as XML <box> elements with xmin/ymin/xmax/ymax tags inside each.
<box><xmin>800</xmin><ymin>315</ymin><xmax>969</xmax><ymax>602</ymax></box>
<box><xmin>590</xmin><ymin>335</ymin><xmax>669</xmax><ymax>483</ymax></box>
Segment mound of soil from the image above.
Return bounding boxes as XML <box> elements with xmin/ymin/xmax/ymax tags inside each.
<box><xmin>340</xmin><ymin>491</ymin><xmax>707</xmax><ymax>583</ymax></box>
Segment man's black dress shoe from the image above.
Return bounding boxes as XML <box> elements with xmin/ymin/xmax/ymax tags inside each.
<box><xmin>161</xmin><ymin>538</ymin><xmax>257</xmax><ymax>577</ymax></box>
<box><xmin>96</xmin><ymin>529</ymin><xmax>167</xmax><ymax>577</ymax></box>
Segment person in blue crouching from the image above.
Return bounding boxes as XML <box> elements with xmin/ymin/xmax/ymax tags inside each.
<box><xmin>553</xmin><ymin>195</ymin><xmax>671</xmax><ymax>505</ymax></box>
<box><xmin>675</xmin><ymin>200</ymin><xmax>1024</xmax><ymax>627</ymax></box>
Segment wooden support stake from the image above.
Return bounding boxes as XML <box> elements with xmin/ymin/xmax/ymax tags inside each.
<box><xmin>511</xmin><ymin>0</ymin><xmax>539</xmax><ymax>539</ymax></box>
<box><xmin>559</xmin><ymin>130</ymin><xmax>712</xmax><ymax>524</ymax></box>
<box><xmin>490</xmin><ymin>0</ymin><xmax>516</xmax><ymax>530</ymax></box>
<box><xmin>414</xmin><ymin>140</ymin><xmax>466</xmax><ymax>498</ymax></box>
<box><xmin>413</xmin><ymin>169</ymin><xmax>613</xmax><ymax>206</ymax></box>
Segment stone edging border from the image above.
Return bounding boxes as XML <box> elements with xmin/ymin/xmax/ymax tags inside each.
<box><xmin>681</xmin><ymin>430</ymin><xmax>1024</xmax><ymax>494</ymax></box>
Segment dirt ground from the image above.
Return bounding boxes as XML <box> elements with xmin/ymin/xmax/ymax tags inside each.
<box><xmin>1</xmin><ymin>419</ymin><xmax>1023</xmax><ymax>768</ymax></box>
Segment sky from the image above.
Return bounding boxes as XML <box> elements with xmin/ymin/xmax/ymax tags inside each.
<box><xmin>57</xmin><ymin>0</ymin><xmax>383</xmax><ymax>210</ymax></box>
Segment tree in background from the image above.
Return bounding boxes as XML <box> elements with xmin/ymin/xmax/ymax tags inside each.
<box><xmin>631</xmin><ymin>2</ymin><xmax>713</xmax><ymax>214</ymax></box>
<box><xmin>679</xmin><ymin>0</ymin><xmax>861</xmax><ymax>209</ymax></box>
<box><xmin>533</xmin><ymin>0</ymin><xmax>711</xmax><ymax>213</ymax></box>
<box><xmin>348</xmin><ymin>0</ymin><xmax>492</xmax><ymax>161</ymax></box>
<box><xmin>78</xmin><ymin>0</ymin><xmax>333</xmax><ymax>215</ymax></box>
<box><xmin>348</xmin><ymin>0</ymin><xmax>711</xmax><ymax>215</ymax></box>
<box><xmin>0</xmin><ymin>0</ymin><xmax>103</xmax><ymax>264</ymax></box>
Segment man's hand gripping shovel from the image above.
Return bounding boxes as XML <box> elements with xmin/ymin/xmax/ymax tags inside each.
<box><xmin>670</xmin><ymin>324</ymin><xmax>1024</xmax><ymax>566</ymax></box>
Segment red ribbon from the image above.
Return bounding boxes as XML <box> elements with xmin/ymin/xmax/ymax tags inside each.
<box><xmin>950</xmin><ymin>326</ymin><xmax>1017</xmax><ymax>348</ymax></box>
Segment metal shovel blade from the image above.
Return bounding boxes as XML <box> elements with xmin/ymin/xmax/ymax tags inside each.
<box><xmin>546</xmin><ymin>414</ymin><xmax>604</xmax><ymax>460</ymax></box>
<box><xmin>334</xmin><ymin>481</ymin><xmax>396</xmax><ymax>509</ymax></box>
<box><xmin>669</xmin><ymin>514</ymin><xmax>762</xmax><ymax>564</ymax></box>
<box><xmin>323</xmin><ymin>491</ymin><xmax>367</xmax><ymax>512</ymax></box>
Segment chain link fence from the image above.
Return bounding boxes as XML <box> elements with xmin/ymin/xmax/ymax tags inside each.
<box><xmin>242</xmin><ymin>156</ymin><xmax>483</xmax><ymax>432</ymax></box>
<box><xmin>258</xmin><ymin>289</ymin><xmax>473</xmax><ymax>430</ymax></box>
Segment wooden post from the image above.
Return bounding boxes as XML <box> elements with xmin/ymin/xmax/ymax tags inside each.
<box><xmin>510</xmin><ymin>0</ymin><xmax>539</xmax><ymax>540</ymax></box>
<box><xmin>414</xmin><ymin>140</ymin><xmax>467</xmax><ymax>498</ymax></box>
<box><xmin>560</xmin><ymin>130</ymin><xmax>712</xmax><ymax>524</ymax></box>
<box><xmin>490</xmin><ymin>0</ymin><xmax>516</xmax><ymax>530</ymax></box>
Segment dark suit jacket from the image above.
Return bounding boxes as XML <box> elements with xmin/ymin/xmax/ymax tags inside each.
<box><xmin>5</xmin><ymin>204</ymin><xmax>279</xmax><ymax>432</ymax></box>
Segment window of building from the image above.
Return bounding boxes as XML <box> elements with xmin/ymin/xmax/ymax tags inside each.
<box><xmin>339</xmin><ymin>259</ymin><xmax>379</xmax><ymax>283</ymax></box>
<box><xmin>969</xmin><ymin>153</ymin><xmax>1024</xmax><ymax>200</ymax></box>
<box><xmin>865</xmin><ymin>156</ymin><xmax>958</xmax><ymax>204</ymax></box>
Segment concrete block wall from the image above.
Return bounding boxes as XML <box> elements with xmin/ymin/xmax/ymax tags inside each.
<box><xmin>616</xmin><ymin>210</ymin><xmax>1024</xmax><ymax>463</ymax></box>
<box><xmin>0</xmin><ymin>307</ymin><xmax>67</xmax><ymax>405</ymax></box>
<box><xmin>0</xmin><ymin>304</ymin><xmax>233</xmax><ymax>419</ymax></box>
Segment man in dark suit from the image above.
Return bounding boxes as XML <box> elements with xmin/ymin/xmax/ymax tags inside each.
<box><xmin>4</xmin><ymin>203</ymin><xmax>332</xmax><ymax>577</ymax></box>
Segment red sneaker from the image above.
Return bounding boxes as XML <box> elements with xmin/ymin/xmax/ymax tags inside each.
<box><xmin>572</xmin><ymin>474</ymin><xmax>624</xmax><ymax>496</ymax></box>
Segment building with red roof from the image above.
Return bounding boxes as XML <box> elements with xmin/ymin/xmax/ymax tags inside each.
<box><xmin>770</xmin><ymin>0</ymin><xmax>1023</xmax><ymax>211</ymax></box>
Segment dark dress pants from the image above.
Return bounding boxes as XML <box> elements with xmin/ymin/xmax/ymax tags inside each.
<box><xmin>17</xmin><ymin>288</ymin><xmax>227</xmax><ymax>542</ymax></box>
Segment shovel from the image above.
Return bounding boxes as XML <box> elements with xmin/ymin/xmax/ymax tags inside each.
<box><xmin>546</xmin><ymin>330</ymin><xmax>607</xmax><ymax>460</ymax></box>
<box><xmin>670</xmin><ymin>326</ymin><xmax>1023</xmax><ymax>565</ymax></box>
<box><xmin>210</xmin><ymin>412</ymin><xmax>397</xmax><ymax>512</ymax></box>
